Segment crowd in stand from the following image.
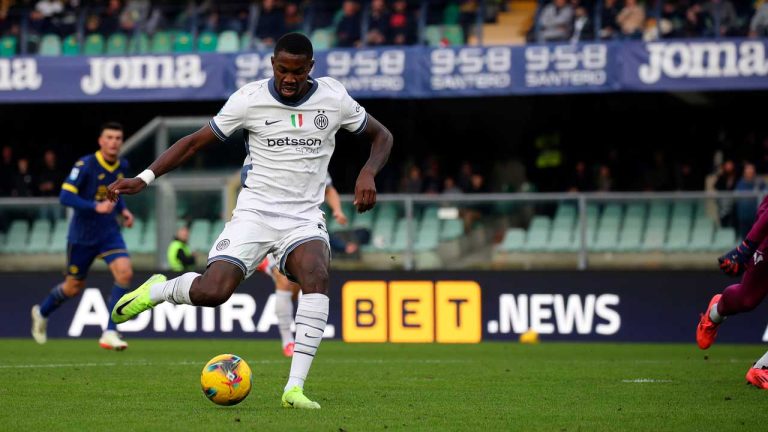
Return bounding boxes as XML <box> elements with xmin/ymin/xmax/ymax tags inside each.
<box><xmin>0</xmin><ymin>145</ymin><xmax>66</xmax><ymax>198</ymax></box>
<box><xmin>535</xmin><ymin>0</ymin><xmax>768</xmax><ymax>43</ymax></box>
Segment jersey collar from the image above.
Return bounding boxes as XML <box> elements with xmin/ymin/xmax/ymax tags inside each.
<box><xmin>95</xmin><ymin>151</ymin><xmax>119</xmax><ymax>173</ymax></box>
<box><xmin>268</xmin><ymin>77</ymin><xmax>317</xmax><ymax>107</ymax></box>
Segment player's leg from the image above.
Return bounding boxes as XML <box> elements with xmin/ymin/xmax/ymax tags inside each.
<box><xmin>746</xmin><ymin>349</ymin><xmax>768</xmax><ymax>389</ymax></box>
<box><xmin>697</xmin><ymin>249</ymin><xmax>768</xmax><ymax>349</ymax></box>
<box><xmin>100</xmin><ymin>255</ymin><xmax>132</xmax><ymax>350</ymax></box>
<box><xmin>273</xmin><ymin>266</ymin><xmax>299</xmax><ymax>356</ymax></box>
<box><xmin>31</xmin><ymin>243</ymin><xmax>93</xmax><ymax>344</ymax></box>
<box><xmin>281</xmin><ymin>239</ymin><xmax>330</xmax><ymax>409</ymax></box>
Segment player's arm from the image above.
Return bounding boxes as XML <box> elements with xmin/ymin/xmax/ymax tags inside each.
<box><xmin>354</xmin><ymin>114</ymin><xmax>393</xmax><ymax>213</ymax></box>
<box><xmin>718</xmin><ymin>207</ymin><xmax>768</xmax><ymax>276</ymax></box>
<box><xmin>107</xmin><ymin>126</ymin><xmax>219</xmax><ymax>199</ymax></box>
<box><xmin>325</xmin><ymin>184</ymin><xmax>347</xmax><ymax>225</ymax></box>
<box><xmin>59</xmin><ymin>161</ymin><xmax>114</xmax><ymax>214</ymax></box>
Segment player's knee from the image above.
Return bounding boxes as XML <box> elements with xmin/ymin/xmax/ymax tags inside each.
<box><xmin>62</xmin><ymin>280</ymin><xmax>85</xmax><ymax>297</ymax></box>
<box><xmin>197</xmin><ymin>275</ymin><xmax>238</xmax><ymax>307</ymax></box>
<box><xmin>298</xmin><ymin>260</ymin><xmax>329</xmax><ymax>294</ymax></box>
<box><xmin>115</xmin><ymin>267</ymin><xmax>133</xmax><ymax>285</ymax></box>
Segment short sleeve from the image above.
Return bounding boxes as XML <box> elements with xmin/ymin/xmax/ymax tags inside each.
<box><xmin>339</xmin><ymin>88</ymin><xmax>368</xmax><ymax>135</ymax></box>
<box><xmin>210</xmin><ymin>88</ymin><xmax>248</xmax><ymax>141</ymax></box>
<box><xmin>62</xmin><ymin>159</ymin><xmax>88</xmax><ymax>194</ymax></box>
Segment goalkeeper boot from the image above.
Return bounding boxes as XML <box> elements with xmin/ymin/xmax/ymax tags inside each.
<box><xmin>697</xmin><ymin>294</ymin><xmax>722</xmax><ymax>350</ymax></box>
<box><xmin>111</xmin><ymin>274</ymin><xmax>166</xmax><ymax>324</ymax></box>
<box><xmin>746</xmin><ymin>367</ymin><xmax>768</xmax><ymax>390</ymax></box>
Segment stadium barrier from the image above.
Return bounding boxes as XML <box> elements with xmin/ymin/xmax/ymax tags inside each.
<box><xmin>2</xmin><ymin>270</ymin><xmax>766</xmax><ymax>343</ymax></box>
<box><xmin>1</xmin><ymin>39</ymin><xmax>768</xmax><ymax>102</ymax></box>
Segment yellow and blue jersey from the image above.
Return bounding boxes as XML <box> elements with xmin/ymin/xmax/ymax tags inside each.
<box><xmin>60</xmin><ymin>151</ymin><xmax>129</xmax><ymax>246</ymax></box>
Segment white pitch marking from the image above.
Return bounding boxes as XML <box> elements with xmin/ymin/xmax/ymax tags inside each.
<box><xmin>621</xmin><ymin>379</ymin><xmax>673</xmax><ymax>383</ymax></box>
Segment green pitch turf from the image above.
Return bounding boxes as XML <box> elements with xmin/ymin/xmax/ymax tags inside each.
<box><xmin>1</xmin><ymin>340</ymin><xmax>768</xmax><ymax>431</ymax></box>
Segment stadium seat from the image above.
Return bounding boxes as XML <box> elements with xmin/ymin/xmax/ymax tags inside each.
<box><xmin>241</xmin><ymin>33</ymin><xmax>255</xmax><ymax>51</ymax></box>
<box><xmin>189</xmin><ymin>219</ymin><xmax>212</xmax><ymax>253</ymax></box>
<box><xmin>173</xmin><ymin>31</ymin><xmax>194</xmax><ymax>53</ymax></box>
<box><xmin>122</xmin><ymin>219</ymin><xmax>145</xmax><ymax>252</ymax></box>
<box><xmin>217</xmin><ymin>31</ymin><xmax>239</xmax><ymax>53</ymax></box>
<box><xmin>388</xmin><ymin>218</ymin><xmax>410</xmax><ymax>252</ymax></box>
<box><xmin>498</xmin><ymin>228</ymin><xmax>525</xmax><ymax>252</ymax></box>
<box><xmin>210</xmin><ymin>220</ymin><xmax>225</xmax><ymax>245</ymax></box>
<box><xmin>26</xmin><ymin>219</ymin><xmax>52</xmax><ymax>254</ymax></box>
<box><xmin>689</xmin><ymin>219</ymin><xmax>715</xmax><ymax>252</ymax></box>
<box><xmin>106</xmin><ymin>33</ymin><xmax>128</xmax><ymax>55</ymax></box>
<box><xmin>415</xmin><ymin>219</ymin><xmax>440</xmax><ymax>252</ymax></box>
<box><xmin>617</xmin><ymin>226</ymin><xmax>643</xmax><ymax>252</ymax></box>
<box><xmin>443</xmin><ymin>25</ymin><xmax>464</xmax><ymax>45</ymax></box>
<box><xmin>62</xmin><ymin>34</ymin><xmax>79</xmax><ymax>56</ymax></box>
<box><xmin>83</xmin><ymin>33</ymin><xmax>105</xmax><ymax>55</ymax></box>
<box><xmin>3</xmin><ymin>220</ymin><xmax>30</xmax><ymax>253</ymax></box>
<box><xmin>48</xmin><ymin>219</ymin><xmax>69</xmax><ymax>253</ymax></box>
<box><xmin>0</xmin><ymin>36</ymin><xmax>17</xmax><ymax>57</ymax></box>
<box><xmin>197</xmin><ymin>31</ymin><xmax>218</xmax><ymax>52</ymax></box>
<box><xmin>328</xmin><ymin>202</ymin><xmax>355</xmax><ymax>232</ymax></box>
<box><xmin>642</xmin><ymin>226</ymin><xmax>666</xmax><ymax>251</ymax></box>
<box><xmin>711</xmin><ymin>227</ymin><xmax>736</xmax><ymax>252</ymax></box>
<box><xmin>664</xmin><ymin>227</ymin><xmax>690</xmax><ymax>252</ymax></box>
<box><xmin>150</xmin><ymin>31</ymin><xmax>173</xmax><ymax>54</ymax></box>
<box><xmin>351</xmin><ymin>208</ymin><xmax>374</xmax><ymax>230</ymax></box>
<box><xmin>552</xmin><ymin>203</ymin><xmax>576</xmax><ymax>230</ymax></box>
<box><xmin>129</xmin><ymin>33</ymin><xmax>150</xmax><ymax>54</ymax></box>
<box><xmin>425</xmin><ymin>25</ymin><xmax>443</xmax><ymax>47</ymax></box>
<box><xmin>38</xmin><ymin>34</ymin><xmax>62</xmax><ymax>56</ymax></box>
<box><xmin>523</xmin><ymin>216</ymin><xmax>550</xmax><ymax>251</ymax></box>
<box><xmin>547</xmin><ymin>227</ymin><xmax>576</xmax><ymax>252</ymax></box>
<box><xmin>365</xmin><ymin>213</ymin><xmax>396</xmax><ymax>251</ymax></box>
<box><xmin>139</xmin><ymin>219</ymin><xmax>157</xmax><ymax>253</ymax></box>
<box><xmin>440</xmin><ymin>219</ymin><xmax>464</xmax><ymax>241</ymax></box>
<box><xmin>310</xmin><ymin>28</ymin><xmax>336</xmax><ymax>50</ymax></box>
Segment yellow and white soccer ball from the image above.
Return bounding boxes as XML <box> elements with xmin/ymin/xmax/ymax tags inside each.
<box><xmin>200</xmin><ymin>354</ymin><xmax>252</xmax><ymax>406</ymax></box>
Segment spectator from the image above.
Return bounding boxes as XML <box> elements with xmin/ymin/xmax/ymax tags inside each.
<box><xmin>457</xmin><ymin>161</ymin><xmax>474</xmax><ymax>192</ymax></box>
<box><xmin>459</xmin><ymin>0</ymin><xmax>479</xmax><ymax>44</ymax></box>
<box><xmin>537</xmin><ymin>0</ymin><xmax>573</xmax><ymax>43</ymax></box>
<box><xmin>284</xmin><ymin>2</ymin><xmax>304</xmax><ymax>33</ymax></box>
<box><xmin>674</xmin><ymin>162</ymin><xmax>700</xmax><ymax>191</ymax></box>
<box><xmin>715</xmin><ymin>159</ymin><xmax>738</xmax><ymax>227</ymax></box>
<box><xmin>645</xmin><ymin>150</ymin><xmax>671</xmax><ymax>191</ymax></box>
<box><xmin>701</xmin><ymin>0</ymin><xmax>739</xmax><ymax>37</ymax></box>
<box><xmin>596</xmin><ymin>165</ymin><xmax>613</xmax><ymax>192</ymax></box>
<box><xmin>568</xmin><ymin>161</ymin><xmax>594</xmax><ymax>192</ymax></box>
<box><xmin>366</xmin><ymin>0</ymin><xmax>390</xmax><ymax>46</ymax></box>
<box><xmin>616</xmin><ymin>0</ymin><xmax>645</xmax><ymax>39</ymax></box>
<box><xmin>750</xmin><ymin>2</ymin><xmax>768</xmax><ymax>37</ymax></box>
<box><xmin>167</xmin><ymin>226</ymin><xmax>197</xmax><ymax>273</ymax></box>
<box><xmin>468</xmin><ymin>173</ymin><xmax>488</xmax><ymax>193</ymax></box>
<box><xmin>571</xmin><ymin>5</ymin><xmax>593</xmax><ymax>42</ymax></box>
<box><xmin>99</xmin><ymin>0</ymin><xmax>122</xmax><ymax>35</ymax></box>
<box><xmin>336</xmin><ymin>0</ymin><xmax>362</xmax><ymax>48</ymax></box>
<box><xmin>84</xmin><ymin>13</ymin><xmax>101</xmax><ymax>35</ymax></box>
<box><xmin>389</xmin><ymin>0</ymin><xmax>416</xmax><ymax>45</ymax></box>
<box><xmin>256</xmin><ymin>0</ymin><xmax>285</xmax><ymax>46</ymax></box>
<box><xmin>735</xmin><ymin>163</ymin><xmax>764</xmax><ymax>238</ymax></box>
<box><xmin>659</xmin><ymin>1</ymin><xmax>686</xmax><ymax>38</ymax></box>
<box><xmin>37</xmin><ymin>149</ymin><xmax>64</xmax><ymax>197</ymax></box>
<box><xmin>442</xmin><ymin>177</ymin><xmax>463</xmax><ymax>195</ymax></box>
<box><xmin>12</xmin><ymin>157</ymin><xmax>34</xmax><ymax>197</ymax></box>
<box><xmin>401</xmin><ymin>165</ymin><xmax>423</xmax><ymax>193</ymax></box>
<box><xmin>422</xmin><ymin>157</ymin><xmax>442</xmax><ymax>194</ymax></box>
<box><xmin>0</xmin><ymin>145</ymin><xmax>13</xmax><ymax>196</ymax></box>
<box><xmin>30</xmin><ymin>0</ymin><xmax>63</xmax><ymax>34</ymax></box>
<box><xmin>120</xmin><ymin>0</ymin><xmax>151</xmax><ymax>34</ymax></box>
<box><xmin>684</xmin><ymin>3</ymin><xmax>706</xmax><ymax>37</ymax></box>
<box><xmin>599</xmin><ymin>0</ymin><xmax>621</xmax><ymax>39</ymax></box>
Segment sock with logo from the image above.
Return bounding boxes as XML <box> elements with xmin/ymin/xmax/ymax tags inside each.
<box><xmin>149</xmin><ymin>272</ymin><xmax>199</xmax><ymax>305</ymax></box>
<box><xmin>275</xmin><ymin>290</ymin><xmax>295</xmax><ymax>348</ymax></box>
<box><xmin>284</xmin><ymin>293</ymin><xmax>329</xmax><ymax>391</ymax></box>
<box><xmin>106</xmin><ymin>283</ymin><xmax>129</xmax><ymax>330</ymax></box>
<box><xmin>39</xmin><ymin>283</ymin><xmax>69</xmax><ymax>317</ymax></box>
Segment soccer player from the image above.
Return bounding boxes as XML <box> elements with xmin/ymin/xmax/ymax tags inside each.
<box><xmin>31</xmin><ymin>122</ymin><xmax>135</xmax><ymax>350</ymax></box>
<box><xmin>697</xmin><ymin>194</ymin><xmax>768</xmax><ymax>386</ymax></box>
<box><xmin>107</xmin><ymin>33</ymin><xmax>393</xmax><ymax>409</ymax></box>
<box><xmin>258</xmin><ymin>172</ymin><xmax>350</xmax><ymax>357</ymax></box>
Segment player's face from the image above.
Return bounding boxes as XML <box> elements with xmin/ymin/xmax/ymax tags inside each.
<box><xmin>271</xmin><ymin>52</ymin><xmax>314</xmax><ymax>100</ymax></box>
<box><xmin>99</xmin><ymin>128</ymin><xmax>123</xmax><ymax>160</ymax></box>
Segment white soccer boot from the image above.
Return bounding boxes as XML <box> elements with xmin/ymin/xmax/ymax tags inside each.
<box><xmin>31</xmin><ymin>305</ymin><xmax>48</xmax><ymax>345</ymax></box>
<box><xmin>99</xmin><ymin>330</ymin><xmax>128</xmax><ymax>351</ymax></box>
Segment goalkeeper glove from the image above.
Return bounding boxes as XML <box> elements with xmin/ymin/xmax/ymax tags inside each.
<box><xmin>718</xmin><ymin>239</ymin><xmax>757</xmax><ymax>276</ymax></box>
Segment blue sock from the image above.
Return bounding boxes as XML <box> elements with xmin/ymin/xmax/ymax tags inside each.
<box><xmin>39</xmin><ymin>283</ymin><xmax>68</xmax><ymax>317</ymax></box>
<box><xmin>106</xmin><ymin>283</ymin><xmax>129</xmax><ymax>331</ymax></box>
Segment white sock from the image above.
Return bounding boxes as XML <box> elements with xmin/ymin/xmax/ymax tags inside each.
<box><xmin>149</xmin><ymin>272</ymin><xmax>199</xmax><ymax>305</ymax></box>
<box><xmin>284</xmin><ymin>293</ymin><xmax>328</xmax><ymax>392</ymax></box>
<box><xmin>755</xmin><ymin>350</ymin><xmax>768</xmax><ymax>369</ymax></box>
<box><xmin>709</xmin><ymin>302</ymin><xmax>725</xmax><ymax>324</ymax></box>
<box><xmin>275</xmin><ymin>290</ymin><xmax>295</xmax><ymax>348</ymax></box>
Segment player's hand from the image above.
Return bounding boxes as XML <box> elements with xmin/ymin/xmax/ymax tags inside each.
<box><xmin>333</xmin><ymin>209</ymin><xmax>348</xmax><ymax>226</ymax></box>
<box><xmin>94</xmin><ymin>200</ymin><xmax>116</xmax><ymax>214</ymax></box>
<box><xmin>107</xmin><ymin>178</ymin><xmax>147</xmax><ymax>201</ymax></box>
<box><xmin>354</xmin><ymin>170</ymin><xmax>376</xmax><ymax>213</ymax></box>
<box><xmin>718</xmin><ymin>239</ymin><xmax>757</xmax><ymax>276</ymax></box>
<box><xmin>121</xmin><ymin>209</ymin><xmax>134</xmax><ymax>228</ymax></box>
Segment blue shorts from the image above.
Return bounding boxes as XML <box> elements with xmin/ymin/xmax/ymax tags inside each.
<box><xmin>66</xmin><ymin>235</ymin><xmax>129</xmax><ymax>280</ymax></box>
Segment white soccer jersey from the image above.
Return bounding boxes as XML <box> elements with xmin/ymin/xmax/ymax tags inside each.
<box><xmin>209</xmin><ymin>77</ymin><xmax>367</xmax><ymax>225</ymax></box>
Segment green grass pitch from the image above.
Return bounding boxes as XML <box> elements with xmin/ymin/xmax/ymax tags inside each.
<box><xmin>2</xmin><ymin>339</ymin><xmax>768</xmax><ymax>431</ymax></box>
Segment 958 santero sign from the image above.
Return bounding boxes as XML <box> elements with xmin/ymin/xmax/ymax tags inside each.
<box><xmin>342</xmin><ymin>281</ymin><xmax>482</xmax><ymax>344</ymax></box>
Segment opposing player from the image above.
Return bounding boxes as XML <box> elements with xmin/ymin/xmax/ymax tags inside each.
<box><xmin>107</xmin><ymin>33</ymin><xmax>393</xmax><ymax>409</ymax></box>
<box><xmin>31</xmin><ymin>122</ymin><xmax>135</xmax><ymax>350</ymax></box>
<box><xmin>258</xmin><ymin>172</ymin><xmax>350</xmax><ymax>357</ymax></box>
<box><xmin>697</xmin><ymin>193</ymin><xmax>768</xmax><ymax>386</ymax></box>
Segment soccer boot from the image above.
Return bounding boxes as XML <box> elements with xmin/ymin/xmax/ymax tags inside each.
<box><xmin>31</xmin><ymin>305</ymin><xmax>47</xmax><ymax>345</ymax></box>
<box><xmin>282</xmin><ymin>386</ymin><xmax>321</xmax><ymax>409</ymax></box>
<box><xmin>696</xmin><ymin>294</ymin><xmax>722</xmax><ymax>350</ymax></box>
<box><xmin>283</xmin><ymin>342</ymin><xmax>295</xmax><ymax>358</ymax></box>
<box><xmin>111</xmin><ymin>274</ymin><xmax>167</xmax><ymax>324</ymax></box>
<box><xmin>746</xmin><ymin>367</ymin><xmax>768</xmax><ymax>389</ymax></box>
<box><xmin>99</xmin><ymin>330</ymin><xmax>128</xmax><ymax>351</ymax></box>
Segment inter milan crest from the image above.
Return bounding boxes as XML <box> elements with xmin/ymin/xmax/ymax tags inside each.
<box><xmin>216</xmin><ymin>239</ymin><xmax>230</xmax><ymax>251</ymax></box>
<box><xmin>314</xmin><ymin>111</ymin><xmax>329</xmax><ymax>130</ymax></box>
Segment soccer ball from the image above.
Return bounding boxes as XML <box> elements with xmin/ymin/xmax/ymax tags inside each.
<box><xmin>200</xmin><ymin>354</ymin><xmax>252</xmax><ymax>406</ymax></box>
